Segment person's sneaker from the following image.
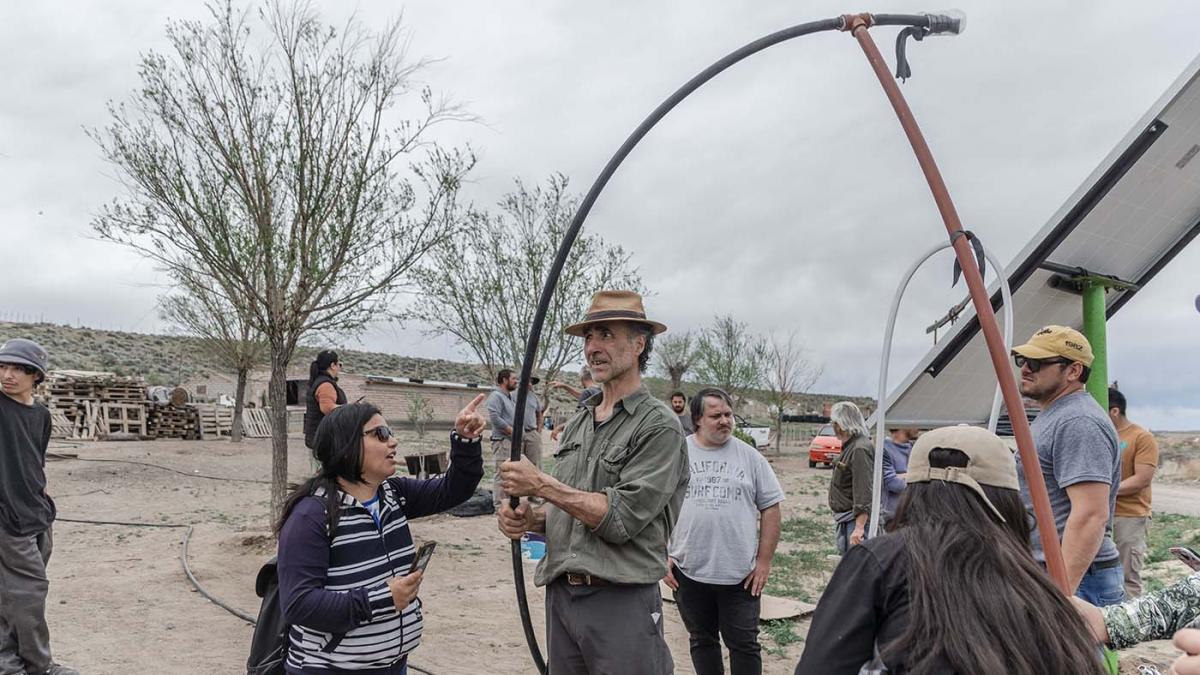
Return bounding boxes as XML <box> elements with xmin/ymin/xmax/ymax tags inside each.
<box><xmin>43</xmin><ymin>664</ymin><xmax>79</xmax><ymax>675</ymax></box>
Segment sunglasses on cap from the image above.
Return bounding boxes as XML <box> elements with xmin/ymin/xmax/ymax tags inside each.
<box><xmin>1013</xmin><ymin>355</ymin><xmax>1070</xmax><ymax>372</ymax></box>
<box><xmin>362</xmin><ymin>425</ymin><xmax>395</xmax><ymax>442</ymax></box>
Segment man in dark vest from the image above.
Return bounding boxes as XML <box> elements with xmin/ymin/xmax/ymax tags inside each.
<box><xmin>303</xmin><ymin>350</ymin><xmax>347</xmax><ymax>449</ymax></box>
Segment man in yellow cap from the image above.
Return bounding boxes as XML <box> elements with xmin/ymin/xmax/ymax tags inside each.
<box><xmin>495</xmin><ymin>290</ymin><xmax>689</xmax><ymax>675</ymax></box>
<box><xmin>1011</xmin><ymin>325</ymin><xmax>1123</xmax><ymax>606</ymax></box>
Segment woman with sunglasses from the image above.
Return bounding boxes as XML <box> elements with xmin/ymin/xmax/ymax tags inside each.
<box><xmin>275</xmin><ymin>396</ymin><xmax>487</xmax><ymax>674</ymax></box>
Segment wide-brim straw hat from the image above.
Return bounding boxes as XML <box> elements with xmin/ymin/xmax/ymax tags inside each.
<box><xmin>564</xmin><ymin>290</ymin><xmax>667</xmax><ymax>337</ymax></box>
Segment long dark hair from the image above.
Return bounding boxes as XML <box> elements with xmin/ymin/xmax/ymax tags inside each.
<box><xmin>882</xmin><ymin>448</ymin><xmax>1105</xmax><ymax>675</ymax></box>
<box><xmin>275</xmin><ymin>402</ymin><xmax>377</xmax><ymax>535</ymax></box>
<box><xmin>309</xmin><ymin>350</ymin><xmax>339</xmax><ymax>381</ymax></box>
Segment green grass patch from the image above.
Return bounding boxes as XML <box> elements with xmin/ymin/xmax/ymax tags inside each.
<box><xmin>761</xmin><ymin>618</ymin><xmax>803</xmax><ymax>656</ymax></box>
<box><xmin>765</xmin><ymin>548</ymin><xmax>837</xmax><ymax>603</ymax></box>
<box><xmin>780</xmin><ymin>516</ymin><xmax>830</xmax><ymax>545</ymax></box>
<box><xmin>1146</xmin><ymin>513</ymin><xmax>1200</xmax><ymax>564</ymax></box>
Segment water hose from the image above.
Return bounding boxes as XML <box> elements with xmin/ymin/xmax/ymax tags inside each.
<box><xmin>846</xmin><ymin>14</ymin><xmax>1070</xmax><ymax>593</ymax></box>
<box><xmin>868</xmin><ymin>240</ymin><xmax>1014</xmax><ymax>539</ymax></box>
<box><xmin>503</xmin><ymin>12</ymin><xmax>996</xmax><ymax>672</ymax></box>
<box><xmin>58</xmin><ymin>517</ymin><xmax>436</xmax><ymax>674</ymax></box>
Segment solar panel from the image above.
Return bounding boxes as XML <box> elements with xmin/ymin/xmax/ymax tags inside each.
<box><xmin>877</xmin><ymin>53</ymin><xmax>1200</xmax><ymax>428</ymax></box>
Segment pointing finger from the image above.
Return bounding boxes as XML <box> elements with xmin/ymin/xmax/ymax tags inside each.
<box><xmin>463</xmin><ymin>393</ymin><xmax>486</xmax><ymax>414</ymax></box>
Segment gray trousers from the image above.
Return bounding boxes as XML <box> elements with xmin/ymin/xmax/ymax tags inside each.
<box><xmin>0</xmin><ymin>526</ymin><xmax>53</xmax><ymax>675</ymax></box>
<box><xmin>1114</xmin><ymin>515</ymin><xmax>1150</xmax><ymax>598</ymax></box>
<box><xmin>546</xmin><ymin>578</ymin><xmax>673</xmax><ymax>675</ymax></box>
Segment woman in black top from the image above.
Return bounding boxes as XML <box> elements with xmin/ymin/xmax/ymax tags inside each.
<box><xmin>304</xmin><ymin>350</ymin><xmax>347</xmax><ymax>450</ymax></box>
<box><xmin>797</xmin><ymin>425</ymin><xmax>1106</xmax><ymax>675</ymax></box>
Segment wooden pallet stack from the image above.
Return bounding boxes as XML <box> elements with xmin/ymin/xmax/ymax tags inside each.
<box><xmin>146</xmin><ymin>404</ymin><xmax>200</xmax><ymax>440</ymax></box>
<box><xmin>38</xmin><ymin>370</ymin><xmax>149</xmax><ymax>440</ymax></box>
<box><xmin>194</xmin><ymin>404</ymin><xmax>234</xmax><ymax>440</ymax></box>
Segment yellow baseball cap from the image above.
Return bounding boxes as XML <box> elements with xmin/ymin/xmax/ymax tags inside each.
<box><xmin>1011</xmin><ymin>325</ymin><xmax>1094</xmax><ymax>367</ymax></box>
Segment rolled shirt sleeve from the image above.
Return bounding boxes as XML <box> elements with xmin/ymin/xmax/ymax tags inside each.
<box><xmin>592</xmin><ymin>426</ymin><xmax>688</xmax><ymax>545</ymax></box>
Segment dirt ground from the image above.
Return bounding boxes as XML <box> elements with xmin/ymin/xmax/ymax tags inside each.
<box><xmin>36</xmin><ymin>431</ymin><xmax>1199</xmax><ymax>674</ymax></box>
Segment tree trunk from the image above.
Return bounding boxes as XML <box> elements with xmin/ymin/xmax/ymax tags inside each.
<box><xmin>231</xmin><ymin>366</ymin><xmax>248</xmax><ymax>443</ymax></box>
<box><xmin>669</xmin><ymin>367</ymin><xmax>684</xmax><ymax>392</ymax></box>
<box><xmin>268</xmin><ymin>349</ymin><xmax>290</xmax><ymax>524</ymax></box>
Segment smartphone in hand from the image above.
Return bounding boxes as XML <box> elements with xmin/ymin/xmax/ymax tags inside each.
<box><xmin>410</xmin><ymin>541</ymin><xmax>437</xmax><ymax>574</ymax></box>
<box><xmin>1170</xmin><ymin>545</ymin><xmax>1200</xmax><ymax>571</ymax></box>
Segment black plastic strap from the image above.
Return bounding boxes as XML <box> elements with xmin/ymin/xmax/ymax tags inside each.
<box><xmin>950</xmin><ymin>230</ymin><xmax>986</xmax><ymax>287</ymax></box>
<box><xmin>894</xmin><ymin>27</ymin><xmax>927</xmax><ymax>82</ymax></box>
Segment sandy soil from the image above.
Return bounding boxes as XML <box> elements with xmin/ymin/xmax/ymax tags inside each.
<box><xmin>36</xmin><ymin>432</ymin><xmax>1192</xmax><ymax>674</ymax></box>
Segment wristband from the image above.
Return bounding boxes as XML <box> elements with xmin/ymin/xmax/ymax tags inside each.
<box><xmin>451</xmin><ymin>430</ymin><xmax>481</xmax><ymax>444</ymax></box>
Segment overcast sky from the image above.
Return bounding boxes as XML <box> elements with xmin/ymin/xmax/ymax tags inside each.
<box><xmin>3</xmin><ymin>2</ymin><xmax>1200</xmax><ymax>428</ymax></box>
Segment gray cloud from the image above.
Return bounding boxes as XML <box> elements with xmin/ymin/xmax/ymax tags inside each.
<box><xmin>3</xmin><ymin>1</ymin><xmax>1199</xmax><ymax>427</ymax></box>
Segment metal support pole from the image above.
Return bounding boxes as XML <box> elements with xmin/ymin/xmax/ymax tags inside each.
<box><xmin>845</xmin><ymin>15</ymin><xmax>1071</xmax><ymax>594</ymax></box>
<box><xmin>1082</xmin><ymin>282</ymin><xmax>1109</xmax><ymax>410</ymax></box>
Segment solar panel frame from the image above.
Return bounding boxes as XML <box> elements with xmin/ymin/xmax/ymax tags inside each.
<box><xmin>876</xmin><ymin>53</ymin><xmax>1200</xmax><ymax>428</ymax></box>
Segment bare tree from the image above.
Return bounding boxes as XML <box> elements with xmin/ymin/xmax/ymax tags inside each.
<box><xmin>655</xmin><ymin>331</ymin><xmax>696</xmax><ymax>392</ymax></box>
<box><xmin>91</xmin><ymin>1</ymin><xmax>474</xmax><ymax>520</ymax></box>
<box><xmin>160</xmin><ymin>270</ymin><xmax>268</xmax><ymax>442</ymax></box>
<box><xmin>693</xmin><ymin>315</ymin><xmax>768</xmax><ymax>408</ymax></box>
<box><xmin>763</xmin><ymin>331</ymin><xmax>823</xmax><ymax>453</ymax></box>
<box><xmin>406</xmin><ymin>173</ymin><xmax>644</xmax><ymax>386</ymax></box>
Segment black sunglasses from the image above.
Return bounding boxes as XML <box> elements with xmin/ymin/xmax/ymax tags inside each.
<box><xmin>1013</xmin><ymin>355</ymin><xmax>1070</xmax><ymax>372</ymax></box>
<box><xmin>362</xmin><ymin>425</ymin><xmax>395</xmax><ymax>442</ymax></box>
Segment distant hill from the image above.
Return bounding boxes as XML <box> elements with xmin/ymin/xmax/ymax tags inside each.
<box><xmin>0</xmin><ymin>321</ymin><xmax>489</xmax><ymax>385</ymax></box>
<box><xmin>0</xmin><ymin>320</ymin><xmax>872</xmax><ymax>420</ymax></box>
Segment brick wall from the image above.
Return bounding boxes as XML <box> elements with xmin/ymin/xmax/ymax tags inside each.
<box><xmin>358</xmin><ymin>379</ymin><xmax>488</xmax><ymax>429</ymax></box>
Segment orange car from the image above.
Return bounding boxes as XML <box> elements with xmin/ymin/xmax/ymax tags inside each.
<box><xmin>808</xmin><ymin>424</ymin><xmax>842</xmax><ymax>468</ymax></box>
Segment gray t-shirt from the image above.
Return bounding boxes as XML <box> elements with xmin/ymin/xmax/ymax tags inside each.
<box><xmin>1017</xmin><ymin>390</ymin><xmax>1121</xmax><ymax>564</ymax></box>
<box><xmin>669</xmin><ymin>436</ymin><xmax>785</xmax><ymax>584</ymax></box>
<box><xmin>676</xmin><ymin>413</ymin><xmax>695</xmax><ymax>435</ymax></box>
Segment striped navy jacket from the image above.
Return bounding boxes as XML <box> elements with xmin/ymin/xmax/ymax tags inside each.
<box><xmin>277</xmin><ymin>433</ymin><xmax>483</xmax><ymax>673</ymax></box>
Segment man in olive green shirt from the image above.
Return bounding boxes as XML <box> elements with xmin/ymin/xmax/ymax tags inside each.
<box><xmin>498</xmin><ymin>290</ymin><xmax>688</xmax><ymax>675</ymax></box>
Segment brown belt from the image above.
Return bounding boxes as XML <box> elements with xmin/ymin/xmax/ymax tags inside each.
<box><xmin>564</xmin><ymin>572</ymin><xmax>610</xmax><ymax>586</ymax></box>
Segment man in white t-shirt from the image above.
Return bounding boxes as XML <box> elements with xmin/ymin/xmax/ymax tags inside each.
<box><xmin>665</xmin><ymin>387</ymin><xmax>784</xmax><ymax>675</ymax></box>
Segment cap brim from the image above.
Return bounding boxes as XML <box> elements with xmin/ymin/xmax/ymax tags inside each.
<box><xmin>1010</xmin><ymin>343</ymin><xmax>1060</xmax><ymax>361</ymax></box>
<box><xmin>564</xmin><ymin>318</ymin><xmax>668</xmax><ymax>337</ymax></box>
<box><xmin>0</xmin><ymin>356</ymin><xmax>45</xmax><ymax>375</ymax></box>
